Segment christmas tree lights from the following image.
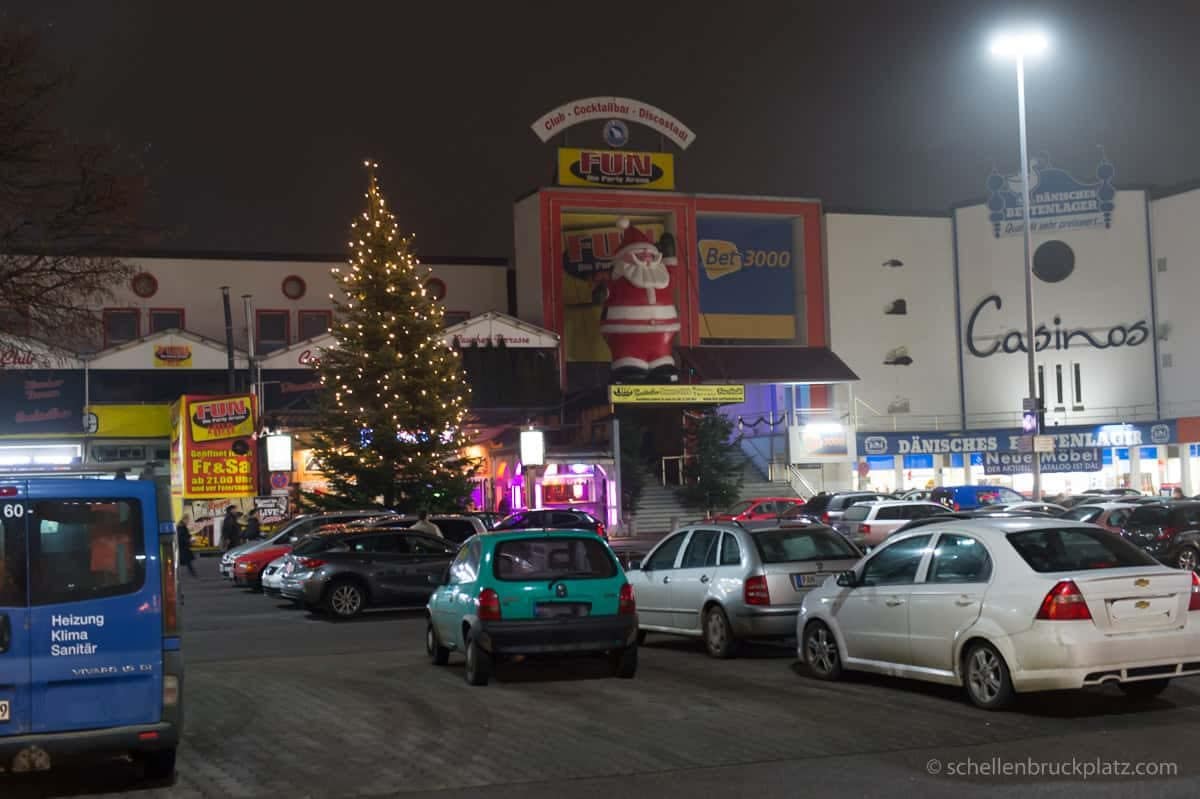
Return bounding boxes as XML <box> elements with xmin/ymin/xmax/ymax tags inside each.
<box><xmin>305</xmin><ymin>161</ymin><xmax>477</xmax><ymax>511</ymax></box>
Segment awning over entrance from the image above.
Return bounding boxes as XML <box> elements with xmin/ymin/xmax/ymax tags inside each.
<box><xmin>442</xmin><ymin>311</ymin><xmax>559</xmax><ymax>349</ymax></box>
<box><xmin>676</xmin><ymin>346</ymin><xmax>859</xmax><ymax>385</ymax></box>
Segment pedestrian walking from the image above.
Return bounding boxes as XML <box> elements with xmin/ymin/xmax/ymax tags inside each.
<box><xmin>409</xmin><ymin>510</ymin><xmax>443</xmax><ymax>538</ymax></box>
<box><xmin>244</xmin><ymin>509</ymin><xmax>262</xmax><ymax>540</ymax></box>
<box><xmin>177</xmin><ymin>515</ymin><xmax>198</xmax><ymax>578</ymax></box>
<box><xmin>221</xmin><ymin>505</ymin><xmax>242</xmax><ymax>550</ymax></box>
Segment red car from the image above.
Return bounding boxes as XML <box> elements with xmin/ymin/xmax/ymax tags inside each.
<box><xmin>710</xmin><ymin>497</ymin><xmax>806</xmax><ymax>522</ymax></box>
<box><xmin>233</xmin><ymin>545</ymin><xmax>293</xmax><ymax>590</ymax></box>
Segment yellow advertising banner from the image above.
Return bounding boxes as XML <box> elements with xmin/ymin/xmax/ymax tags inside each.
<box><xmin>188</xmin><ymin>395</ymin><xmax>255</xmax><ymax>443</ymax></box>
<box><xmin>608</xmin><ymin>384</ymin><xmax>746</xmax><ymax>405</ymax></box>
<box><xmin>557</xmin><ymin>148</ymin><xmax>675</xmax><ymax>191</ymax></box>
<box><xmin>88</xmin><ymin>404</ymin><xmax>172</xmax><ymax>438</ymax></box>
<box><xmin>154</xmin><ymin>344</ymin><xmax>193</xmax><ymax>368</ymax></box>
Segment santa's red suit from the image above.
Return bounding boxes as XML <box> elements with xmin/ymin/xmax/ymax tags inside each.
<box><xmin>599</xmin><ymin>219</ymin><xmax>679</xmax><ymax>375</ymax></box>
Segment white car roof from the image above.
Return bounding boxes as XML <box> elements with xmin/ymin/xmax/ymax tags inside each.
<box><xmin>861</xmin><ymin>500</ymin><xmax>946</xmax><ymax>509</ymax></box>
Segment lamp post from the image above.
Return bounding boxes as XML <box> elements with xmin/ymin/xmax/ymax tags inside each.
<box><xmin>991</xmin><ymin>30</ymin><xmax>1049</xmax><ymax>501</ymax></box>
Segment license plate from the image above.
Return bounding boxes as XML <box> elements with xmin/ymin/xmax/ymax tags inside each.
<box><xmin>792</xmin><ymin>573</ymin><xmax>828</xmax><ymax>590</ymax></box>
<box><xmin>534</xmin><ymin>602</ymin><xmax>590</xmax><ymax>618</ymax></box>
<box><xmin>0</xmin><ymin>700</ymin><xmax>9</xmax><ymax>722</ymax></box>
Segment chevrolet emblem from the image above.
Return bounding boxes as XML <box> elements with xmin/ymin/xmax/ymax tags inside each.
<box><xmin>1135</xmin><ymin>600</ymin><xmax>1151</xmax><ymax>609</ymax></box>
<box><xmin>1135</xmin><ymin>578</ymin><xmax>1150</xmax><ymax>588</ymax></box>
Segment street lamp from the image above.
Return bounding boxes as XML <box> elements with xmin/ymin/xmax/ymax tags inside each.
<box><xmin>991</xmin><ymin>29</ymin><xmax>1049</xmax><ymax>501</ymax></box>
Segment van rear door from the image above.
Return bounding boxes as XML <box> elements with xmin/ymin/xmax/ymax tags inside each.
<box><xmin>26</xmin><ymin>480</ymin><xmax>163</xmax><ymax>733</ymax></box>
<box><xmin>0</xmin><ymin>481</ymin><xmax>30</xmax><ymax>735</ymax></box>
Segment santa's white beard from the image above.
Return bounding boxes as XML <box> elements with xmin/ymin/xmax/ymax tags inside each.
<box><xmin>612</xmin><ymin>256</ymin><xmax>669</xmax><ymax>289</ymax></box>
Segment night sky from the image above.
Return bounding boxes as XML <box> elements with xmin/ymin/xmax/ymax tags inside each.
<box><xmin>10</xmin><ymin>0</ymin><xmax>1200</xmax><ymax>259</ymax></box>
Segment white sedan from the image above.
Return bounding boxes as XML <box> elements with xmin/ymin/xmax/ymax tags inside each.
<box><xmin>797</xmin><ymin>518</ymin><xmax>1200</xmax><ymax>709</ymax></box>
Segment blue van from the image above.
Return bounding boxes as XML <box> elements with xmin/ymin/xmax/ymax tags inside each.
<box><xmin>0</xmin><ymin>478</ymin><xmax>182</xmax><ymax>780</ymax></box>
<box><xmin>930</xmin><ymin>484</ymin><xmax>1025</xmax><ymax>510</ymax></box>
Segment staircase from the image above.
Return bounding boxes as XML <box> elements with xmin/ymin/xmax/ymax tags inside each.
<box><xmin>628</xmin><ymin>480</ymin><xmax>697</xmax><ymax>536</ymax></box>
<box><xmin>737</xmin><ymin>459</ymin><xmax>803</xmax><ymax>502</ymax></box>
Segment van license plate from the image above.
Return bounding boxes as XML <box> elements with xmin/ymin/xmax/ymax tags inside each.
<box><xmin>0</xmin><ymin>700</ymin><xmax>9</xmax><ymax>722</ymax></box>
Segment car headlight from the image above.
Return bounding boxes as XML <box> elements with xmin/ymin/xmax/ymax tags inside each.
<box><xmin>291</xmin><ymin>570</ymin><xmax>314</xmax><ymax>581</ymax></box>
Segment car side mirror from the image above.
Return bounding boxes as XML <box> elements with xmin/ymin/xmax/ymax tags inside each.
<box><xmin>836</xmin><ymin>570</ymin><xmax>857</xmax><ymax>588</ymax></box>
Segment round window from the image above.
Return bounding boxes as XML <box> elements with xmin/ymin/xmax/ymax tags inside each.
<box><xmin>131</xmin><ymin>272</ymin><xmax>159</xmax><ymax>298</ymax></box>
<box><xmin>425</xmin><ymin>277</ymin><xmax>447</xmax><ymax>302</ymax></box>
<box><xmin>282</xmin><ymin>275</ymin><xmax>307</xmax><ymax>300</ymax></box>
<box><xmin>1032</xmin><ymin>240</ymin><xmax>1075</xmax><ymax>284</ymax></box>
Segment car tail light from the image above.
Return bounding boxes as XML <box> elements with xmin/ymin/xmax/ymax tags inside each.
<box><xmin>953</xmin><ymin>502</ymin><xmax>961</xmax><ymax>511</ymax></box>
<box><xmin>619</xmin><ymin>583</ymin><xmax>636</xmax><ymax>615</ymax></box>
<box><xmin>296</xmin><ymin>557</ymin><xmax>326</xmax><ymax>570</ymax></box>
<box><xmin>860</xmin><ymin>524</ymin><xmax>872</xmax><ymax>536</ymax></box>
<box><xmin>820</xmin><ymin>512</ymin><xmax>830</xmax><ymax>524</ymax></box>
<box><xmin>1036</xmin><ymin>580</ymin><xmax>1093</xmax><ymax>621</ymax></box>
<box><xmin>160</xmin><ymin>536</ymin><xmax>179</xmax><ymax>636</ymax></box>
<box><xmin>1189</xmin><ymin>573</ymin><xmax>1200</xmax><ymax>612</ymax></box>
<box><xmin>596</xmin><ymin>522</ymin><xmax>607</xmax><ymax>539</ymax></box>
<box><xmin>744</xmin><ymin>575</ymin><xmax>771</xmax><ymax>606</ymax></box>
<box><xmin>478</xmin><ymin>587</ymin><xmax>502</xmax><ymax>620</ymax></box>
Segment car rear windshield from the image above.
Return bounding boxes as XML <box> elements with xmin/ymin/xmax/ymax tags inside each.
<box><xmin>843</xmin><ymin>505</ymin><xmax>871</xmax><ymax>522</ymax></box>
<box><xmin>492</xmin><ymin>537</ymin><xmax>617</xmax><ymax>581</ymax></box>
<box><xmin>752</xmin><ymin>528</ymin><xmax>859</xmax><ymax>563</ymax></box>
<box><xmin>1006</xmin><ymin>527</ymin><xmax>1159</xmax><ymax>573</ymax></box>
<box><xmin>292</xmin><ymin>534</ymin><xmax>348</xmax><ymax>555</ymax></box>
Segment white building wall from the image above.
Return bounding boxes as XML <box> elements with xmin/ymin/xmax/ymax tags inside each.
<box><xmin>102</xmin><ymin>255</ymin><xmax>509</xmax><ymax>352</ymax></box>
<box><xmin>954</xmin><ymin>189</ymin><xmax>1157</xmax><ymax>427</ymax></box>
<box><xmin>1150</xmin><ymin>186</ymin><xmax>1200</xmax><ymax>417</ymax></box>
<box><xmin>825</xmin><ymin>213</ymin><xmax>959</xmax><ymax>429</ymax></box>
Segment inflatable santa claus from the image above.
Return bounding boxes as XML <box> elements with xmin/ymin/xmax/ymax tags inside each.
<box><xmin>599</xmin><ymin>218</ymin><xmax>679</xmax><ymax>381</ymax></box>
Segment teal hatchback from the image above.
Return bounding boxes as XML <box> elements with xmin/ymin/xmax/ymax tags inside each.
<box><xmin>425</xmin><ymin>530</ymin><xmax>638</xmax><ymax>685</ymax></box>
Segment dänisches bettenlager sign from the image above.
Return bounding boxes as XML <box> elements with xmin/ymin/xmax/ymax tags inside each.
<box><xmin>858</xmin><ymin>420</ymin><xmax>1174</xmax><ymax>457</ymax></box>
<box><xmin>986</xmin><ymin>153</ymin><xmax>1117</xmax><ymax>237</ymax></box>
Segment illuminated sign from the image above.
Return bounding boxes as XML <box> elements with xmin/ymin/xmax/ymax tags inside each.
<box><xmin>608</xmin><ymin>384</ymin><xmax>745</xmax><ymax>405</ymax></box>
<box><xmin>557</xmin><ymin>148</ymin><xmax>675</xmax><ymax>190</ymax></box>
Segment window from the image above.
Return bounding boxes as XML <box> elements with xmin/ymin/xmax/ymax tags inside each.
<box><xmin>752</xmin><ymin>528</ymin><xmax>860</xmax><ymax>563</ymax></box>
<box><xmin>103</xmin><ymin>309</ymin><xmax>139</xmax><ymax>347</ymax></box>
<box><xmin>365</xmin><ymin>534</ymin><xmax>406</xmax><ymax>553</ymax></box>
<box><xmin>720</xmin><ymin>533</ymin><xmax>742</xmax><ymax>566</ymax></box>
<box><xmin>0</xmin><ymin>508</ymin><xmax>26</xmax><ymax>607</ymax></box>
<box><xmin>293</xmin><ymin>535</ymin><xmax>348</xmax><ymax>555</ymax></box>
<box><xmin>860</xmin><ymin>535</ymin><xmax>931</xmax><ymax>586</ymax></box>
<box><xmin>1055</xmin><ymin>364</ymin><xmax>1064</xmax><ymax>406</ymax></box>
<box><xmin>996</xmin><ymin>488</ymin><xmax>1025</xmax><ymax>504</ymax></box>
<box><xmin>1072</xmin><ymin>362</ymin><xmax>1083</xmax><ymax>406</ymax></box>
<box><xmin>1063</xmin><ymin>506</ymin><xmax>1102</xmax><ymax>523</ymax></box>
<box><xmin>725</xmin><ymin>500</ymin><xmax>754</xmax><ymax>516</ymax></box>
<box><xmin>298</xmin><ymin>310</ymin><xmax>332</xmax><ymax>341</ymax></box>
<box><xmin>29</xmin><ymin>500</ymin><xmax>145</xmax><ymax>605</ymax></box>
<box><xmin>843</xmin><ymin>505</ymin><xmax>871</xmax><ymax>522</ymax></box>
<box><xmin>149</xmin><ymin>308</ymin><xmax>184</xmax><ymax>333</ymax></box>
<box><xmin>492</xmin><ymin>536</ymin><xmax>616</xmax><ymax>581</ymax></box>
<box><xmin>681</xmin><ymin>530</ymin><xmax>720</xmax><ymax>568</ymax></box>
<box><xmin>915</xmin><ymin>505</ymin><xmax>949</xmax><ymax>519</ymax></box>
<box><xmin>1128</xmin><ymin>506</ymin><xmax>1170</xmax><ymax>528</ymax></box>
<box><xmin>409</xmin><ymin>535</ymin><xmax>454</xmax><ymax>555</ymax></box>
<box><xmin>1107</xmin><ymin>509</ymin><xmax>1131</xmax><ymax>528</ymax></box>
<box><xmin>449</xmin><ymin>539</ymin><xmax>480</xmax><ymax>584</ymax></box>
<box><xmin>0</xmin><ymin>306</ymin><xmax>30</xmax><ymax>337</ymax></box>
<box><xmin>1006</xmin><ymin>528</ymin><xmax>1158</xmax><ymax>573</ymax></box>
<box><xmin>256</xmin><ymin>310</ymin><xmax>289</xmax><ymax>354</ymax></box>
<box><xmin>436</xmin><ymin>519</ymin><xmax>478</xmax><ymax>544</ymax></box>
<box><xmin>927</xmin><ymin>534</ymin><xmax>992</xmax><ymax>583</ymax></box>
<box><xmin>877</xmin><ymin>506</ymin><xmax>906</xmax><ymax>520</ymax></box>
<box><xmin>643</xmin><ymin>532</ymin><xmax>686</xmax><ymax>570</ymax></box>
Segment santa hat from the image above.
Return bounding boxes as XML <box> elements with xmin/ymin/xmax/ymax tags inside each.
<box><xmin>615</xmin><ymin>217</ymin><xmax>655</xmax><ymax>252</ymax></box>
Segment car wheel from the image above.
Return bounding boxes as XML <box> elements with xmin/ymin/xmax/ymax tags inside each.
<box><xmin>802</xmin><ymin>621</ymin><xmax>842</xmax><ymax>681</ymax></box>
<box><xmin>325</xmin><ymin>581</ymin><xmax>365</xmax><ymax>618</ymax></box>
<box><xmin>137</xmin><ymin>747</ymin><xmax>177</xmax><ymax>783</ymax></box>
<box><xmin>1120</xmin><ymin>678</ymin><xmax>1170</xmax><ymax>701</ymax></box>
<box><xmin>1175</xmin><ymin>546</ymin><xmax>1199</xmax><ymax>572</ymax></box>
<box><xmin>610</xmin><ymin>644</ymin><xmax>638</xmax><ymax>678</ymax></box>
<box><xmin>464</xmin><ymin>633</ymin><xmax>491</xmax><ymax>686</ymax></box>
<box><xmin>963</xmin><ymin>642</ymin><xmax>1015</xmax><ymax>710</ymax></box>
<box><xmin>636</xmin><ymin>629</ymin><xmax>647</xmax><ymax>646</ymax></box>
<box><xmin>703</xmin><ymin>606</ymin><xmax>737</xmax><ymax>659</ymax></box>
<box><xmin>426</xmin><ymin>621</ymin><xmax>450</xmax><ymax>666</ymax></box>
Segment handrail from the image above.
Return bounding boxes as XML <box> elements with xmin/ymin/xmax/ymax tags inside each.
<box><xmin>659</xmin><ymin>455</ymin><xmax>692</xmax><ymax>486</ymax></box>
<box><xmin>786</xmin><ymin>465</ymin><xmax>818</xmax><ymax>499</ymax></box>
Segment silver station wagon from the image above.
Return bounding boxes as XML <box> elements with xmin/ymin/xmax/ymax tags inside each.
<box><xmin>627</xmin><ymin>522</ymin><xmax>862</xmax><ymax>657</ymax></box>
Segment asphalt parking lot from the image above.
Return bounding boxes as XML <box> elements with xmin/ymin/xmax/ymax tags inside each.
<box><xmin>5</xmin><ymin>555</ymin><xmax>1200</xmax><ymax>799</ymax></box>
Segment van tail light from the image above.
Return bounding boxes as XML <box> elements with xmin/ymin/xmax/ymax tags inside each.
<box><xmin>478</xmin><ymin>588</ymin><xmax>502</xmax><ymax>620</ymax></box>
<box><xmin>1036</xmin><ymin>580</ymin><xmax>1093</xmax><ymax>621</ymax></box>
<box><xmin>296</xmin><ymin>557</ymin><xmax>326</xmax><ymax>570</ymax></box>
<box><xmin>953</xmin><ymin>502</ymin><xmax>961</xmax><ymax>511</ymax></box>
<box><xmin>744</xmin><ymin>575</ymin><xmax>771</xmax><ymax>606</ymax></box>
<box><xmin>159</xmin><ymin>536</ymin><xmax>179</xmax><ymax>636</ymax></box>
<box><xmin>619</xmin><ymin>583</ymin><xmax>636</xmax><ymax>615</ymax></box>
<box><xmin>162</xmin><ymin>675</ymin><xmax>180</xmax><ymax>707</ymax></box>
<box><xmin>1189</xmin><ymin>573</ymin><xmax>1200</xmax><ymax>612</ymax></box>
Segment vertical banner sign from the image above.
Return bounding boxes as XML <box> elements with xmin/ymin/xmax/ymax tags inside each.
<box><xmin>695</xmin><ymin>215</ymin><xmax>798</xmax><ymax>340</ymax></box>
<box><xmin>174</xmin><ymin>394</ymin><xmax>258</xmax><ymax>499</ymax></box>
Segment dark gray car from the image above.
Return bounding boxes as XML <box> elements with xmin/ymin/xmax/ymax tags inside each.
<box><xmin>281</xmin><ymin>530</ymin><xmax>458</xmax><ymax>618</ymax></box>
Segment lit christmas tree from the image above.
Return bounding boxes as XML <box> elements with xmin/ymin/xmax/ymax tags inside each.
<box><xmin>307</xmin><ymin>161</ymin><xmax>475</xmax><ymax>511</ymax></box>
